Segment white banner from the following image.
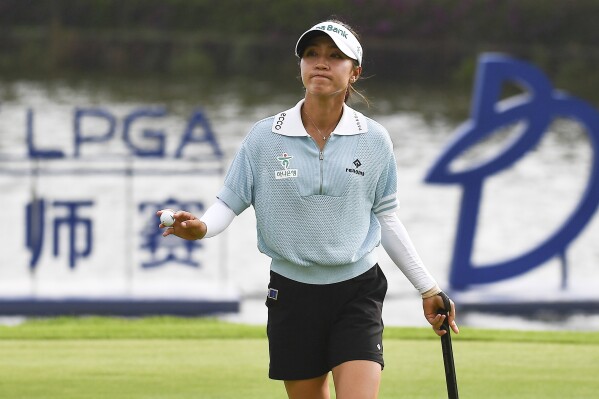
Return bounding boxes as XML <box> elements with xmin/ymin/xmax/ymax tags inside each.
<box><xmin>0</xmin><ymin>103</ymin><xmax>239</xmax><ymax>314</ymax></box>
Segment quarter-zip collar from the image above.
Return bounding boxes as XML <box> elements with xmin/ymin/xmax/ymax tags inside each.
<box><xmin>271</xmin><ymin>99</ymin><xmax>368</xmax><ymax>137</ymax></box>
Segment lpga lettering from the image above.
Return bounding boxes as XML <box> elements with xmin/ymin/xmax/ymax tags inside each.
<box><xmin>24</xmin><ymin>107</ymin><xmax>222</xmax><ymax>159</ymax></box>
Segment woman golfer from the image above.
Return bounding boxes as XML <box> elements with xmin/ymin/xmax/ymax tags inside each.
<box><xmin>159</xmin><ymin>19</ymin><xmax>459</xmax><ymax>399</ymax></box>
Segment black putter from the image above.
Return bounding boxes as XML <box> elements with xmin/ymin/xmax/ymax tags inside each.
<box><xmin>437</xmin><ymin>292</ymin><xmax>459</xmax><ymax>399</ymax></box>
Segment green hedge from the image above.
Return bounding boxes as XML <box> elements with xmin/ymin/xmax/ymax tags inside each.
<box><xmin>2</xmin><ymin>0</ymin><xmax>598</xmax><ymax>45</ymax></box>
<box><xmin>2</xmin><ymin>0</ymin><xmax>599</xmax><ymax>99</ymax></box>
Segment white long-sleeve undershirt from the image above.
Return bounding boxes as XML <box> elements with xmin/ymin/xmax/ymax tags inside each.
<box><xmin>199</xmin><ymin>199</ymin><xmax>236</xmax><ymax>238</ymax></box>
<box><xmin>376</xmin><ymin>212</ymin><xmax>439</xmax><ymax>295</ymax></box>
<box><xmin>199</xmin><ymin>201</ymin><xmax>439</xmax><ymax>295</ymax></box>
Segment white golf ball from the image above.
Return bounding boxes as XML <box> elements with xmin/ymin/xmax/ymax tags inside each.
<box><xmin>160</xmin><ymin>210</ymin><xmax>175</xmax><ymax>227</ymax></box>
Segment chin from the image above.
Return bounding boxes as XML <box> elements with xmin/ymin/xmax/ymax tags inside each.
<box><xmin>307</xmin><ymin>86</ymin><xmax>343</xmax><ymax>97</ymax></box>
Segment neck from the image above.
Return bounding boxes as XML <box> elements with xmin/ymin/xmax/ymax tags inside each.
<box><xmin>302</xmin><ymin>94</ymin><xmax>344</xmax><ymax>133</ymax></box>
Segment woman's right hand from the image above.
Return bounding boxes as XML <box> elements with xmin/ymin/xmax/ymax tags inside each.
<box><xmin>157</xmin><ymin>209</ymin><xmax>207</xmax><ymax>240</ymax></box>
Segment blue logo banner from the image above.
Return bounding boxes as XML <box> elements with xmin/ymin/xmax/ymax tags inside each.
<box><xmin>426</xmin><ymin>53</ymin><xmax>599</xmax><ymax>291</ymax></box>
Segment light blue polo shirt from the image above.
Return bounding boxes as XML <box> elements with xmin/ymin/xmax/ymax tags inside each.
<box><xmin>217</xmin><ymin>100</ymin><xmax>399</xmax><ymax>284</ymax></box>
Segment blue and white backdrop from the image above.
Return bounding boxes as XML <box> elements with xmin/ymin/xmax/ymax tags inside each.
<box><xmin>1</xmin><ymin>54</ymin><xmax>599</xmax><ymax>327</ymax></box>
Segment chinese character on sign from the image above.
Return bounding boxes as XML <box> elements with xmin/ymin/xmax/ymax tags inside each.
<box><xmin>139</xmin><ymin>199</ymin><xmax>205</xmax><ymax>269</ymax></box>
<box><xmin>26</xmin><ymin>199</ymin><xmax>94</xmax><ymax>270</ymax></box>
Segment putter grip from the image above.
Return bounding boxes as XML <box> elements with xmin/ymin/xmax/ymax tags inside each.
<box><xmin>437</xmin><ymin>292</ymin><xmax>451</xmax><ymax>330</ymax></box>
<box><xmin>437</xmin><ymin>292</ymin><xmax>459</xmax><ymax>399</ymax></box>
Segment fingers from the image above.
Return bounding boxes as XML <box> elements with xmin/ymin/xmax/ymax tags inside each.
<box><xmin>162</xmin><ymin>227</ymin><xmax>174</xmax><ymax>237</ymax></box>
<box><xmin>173</xmin><ymin>210</ymin><xmax>197</xmax><ymax>222</ymax></box>
<box><xmin>444</xmin><ymin>299</ymin><xmax>459</xmax><ymax>334</ymax></box>
<box><xmin>157</xmin><ymin>209</ymin><xmax>188</xmax><ymax>236</ymax></box>
<box><xmin>157</xmin><ymin>209</ymin><xmax>193</xmax><ymax>227</ymax></box>
<box><xmin>423</xmin><ymin>294</ymin><xmax>460</xmax><ymax>336</ymax></box>
<box><xmin>160</xmin><ymin>219</ymin><xmax>194</xmax><ymax>237</ymax></box>
<box><xmin>158</xmin><ymin>214</ymin><xmax>205</xmax><ymax>240</ymax></box>
<box><xmin>431</xmin><ymin>313</ymin><xmax>447</xmax><ymax>337</ymax></box>
<box><xmin>449</xmin><ymin>319</ymin><xmax>460</xmax><ymax>334</ymax></box>
<box><xmin>448</xmin><ymin>301</ymin><xmax>460</xmax><ymax>334</ymax></box>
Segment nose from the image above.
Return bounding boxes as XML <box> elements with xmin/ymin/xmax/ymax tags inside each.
<box><xmin>311</xmin><ymin>52</ymin><xmax>330</xmax><ymax>69</ymax></box>
<box><xmin>315</xmin><ymin>60</ymin><xmax>329</xmax><ymax>70</ymax></box>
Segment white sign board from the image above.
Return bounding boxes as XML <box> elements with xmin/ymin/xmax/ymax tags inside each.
<box><xmin>0</xmin><ymin>103</ymin><xmax>238</xmax><ymax>315</ymax></box>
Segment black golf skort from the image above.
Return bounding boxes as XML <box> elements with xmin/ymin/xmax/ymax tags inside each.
<box><xmin>265</xmin><ymin>264</ymin><xmax>387</xmax><ymax>380</ymax></box>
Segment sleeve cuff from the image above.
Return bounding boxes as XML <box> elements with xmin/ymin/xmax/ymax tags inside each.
<box><xmin>216</xmin><ymin>185</ymin><xmax>250</xmax><ymax>216</ymax></box>
<box><xmin>421</xmin><ymin>285</ymin><xmax>442</xmax><ymax>299</ymax></box>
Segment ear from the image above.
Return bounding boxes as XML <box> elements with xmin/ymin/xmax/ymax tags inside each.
<box><xmin>351</xmin><ymin>66</ymin><xmax>362</xmax><ymax>82</ymax></box>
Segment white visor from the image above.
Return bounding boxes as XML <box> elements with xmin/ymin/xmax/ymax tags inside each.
<box><xmin>295</xmin><ymin>21</ymin><xmax>363</xmax><ymax>66</ymax></box>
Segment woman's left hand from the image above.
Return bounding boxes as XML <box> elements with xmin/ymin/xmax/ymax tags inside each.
<box><xmin>423</xmin><ymin>294</ymin><xmax>459</xmax><ymax>337</ymax></box>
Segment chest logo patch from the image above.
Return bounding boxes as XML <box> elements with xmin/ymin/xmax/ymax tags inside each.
<box><xmin>275</xmin><ymin>153</ymin><xmax>298</xmax><ymax>179</ymax></box>
<box><xmin>346</xmin><ymin>158</ymin><xmax>365</xmax><ymax>176</ymax></box>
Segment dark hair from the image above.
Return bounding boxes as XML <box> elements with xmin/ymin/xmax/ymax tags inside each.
<box><xmin>327</xmin><ymin>19</ymin><xmax>368</xmax><ymax>105</ymax></box>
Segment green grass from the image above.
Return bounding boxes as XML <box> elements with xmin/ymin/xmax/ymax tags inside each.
<box><xmin>1</xmin><ymin>317</ymin><xmax>598</xmax><ymax>398</ymax></box>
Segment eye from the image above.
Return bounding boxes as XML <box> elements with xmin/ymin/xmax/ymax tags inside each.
<box><xmin>303</xmin><ymin>48</ymin><xmax>317</xmax><ymax>57</ymax></box>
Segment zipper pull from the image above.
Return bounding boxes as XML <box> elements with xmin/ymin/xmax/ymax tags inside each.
<box><xmin>319</xmin><ymin>151</ymin><xmax>324</xmax><ymax>160</ymax></box>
